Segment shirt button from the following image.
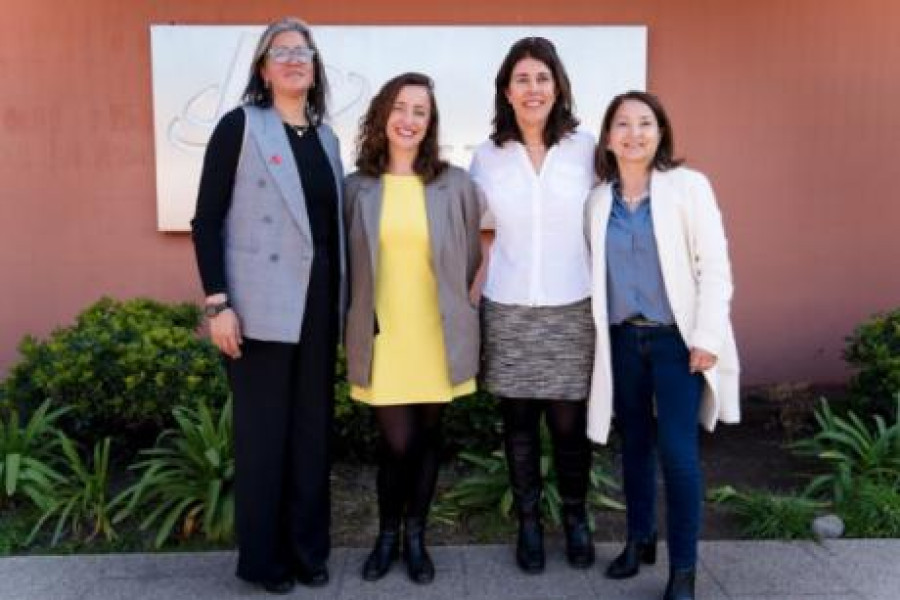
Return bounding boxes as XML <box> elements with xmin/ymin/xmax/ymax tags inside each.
<box><xmin>262</xmin><ymin>215</ymin><xmax>273</xmax><ymax>224</ymax></box>
<box><xmin>258</xmin><ymin>179</ymin><xmax>266</xmax><ymax>188</ymax></box>
<box><xmin>269</xmin><ymin>253</ymin><xmax>279</xmax><ymax>262</ymax></box>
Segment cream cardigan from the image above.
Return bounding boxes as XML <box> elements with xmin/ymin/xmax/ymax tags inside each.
<box><xmin>584</xmin><ymin>166</ymin><xmax>741</xmax><ymax>444</ymax></box>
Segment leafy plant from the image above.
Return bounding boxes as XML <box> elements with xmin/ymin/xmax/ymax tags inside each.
<box><xmin>443</xmin><ymin>390</ymin><xmax>503</xmax><ymax>456</ymax></box>
<box><xmin>113</xmin><ymin>398</ymin><xmax>234</xmax><ymax>548</ymax></box>
<box><xmin>791</xmin><ymin>396</ymin><xmax>900</xmax><ymax>503</ymax></box>
<box><xmin>708</xmin><ymin>485</ymin><xmax>824</xmax><ymax>540</ymax></box>
<box><xmin>0</xmin><ymin>400</ymin><xmax>67</xmax><ymax>509</ymax></box>
<box><xmin>332</xmin><ymin>348</ymin><xmax>378</xmax><ymax>461</ymax></box>
<box><xmin>434</xmin><ymin>428</ymin><xmax>623</xmax><ymax>526</ymax></box>
<box><xmin>28</xmin><ymin>436</ymin><xmax>115</xmax><ymax>546</ymax></box>
<box><xmin>837</xmin><ymin>478</ymin><xmax>900</xmax><ymax>537</ymax></box>
<box><xmin>844</xmin><ymin>308</ymin><xmax>900</xmax><ymax>418</ymax></box>
<box><xmin>1</xmin><ymin>297</ymin><xmax>228</xmax><ymax>451</ymax></box>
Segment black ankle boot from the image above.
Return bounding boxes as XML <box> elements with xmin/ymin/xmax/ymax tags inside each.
<box><xmin>562</xmin><ymin>505</ymin><xmax>595</xmax><ymax>568</ymax></box>
<box><xmin>515</xmin><ymin>517</ymin><xmax>545</xmax><ymax>574</ymax></box>
<box><xmin>362</xmin><ymin>529</ymin><xmax>400</xmax><ymax>581</ymax></box>
<box><xmin>403</xmin><ymin>520</ymin><xmax>435</xmax><ymax>584</ymax></box>
<box><xmin>604</xmin><ymin>532</ymin><xmax>657</xmax><ymax>579</ymax></box>
<box><xmin>663</xmin><ymin>567</ymin><xmax>696</xmax><ymax>600</ymax></box>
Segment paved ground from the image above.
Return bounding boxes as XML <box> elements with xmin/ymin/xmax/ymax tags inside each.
<box><xmin>0</xmin><ymin>539</ymin><xmax>897</xmax><ymax>600</ymax></box>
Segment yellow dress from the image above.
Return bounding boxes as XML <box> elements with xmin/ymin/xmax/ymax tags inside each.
<box><xmin>351</xmin><ymin>175</ymin><xmax>476</xmax><ymax>405</ymax></box>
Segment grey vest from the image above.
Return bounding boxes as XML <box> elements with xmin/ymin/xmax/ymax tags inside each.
<box><xmin>224</xmin><ymin>105</ymin><xmax>346</xmax><ymax>342</ymax></box>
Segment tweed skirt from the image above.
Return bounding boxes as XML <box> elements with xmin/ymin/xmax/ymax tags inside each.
<box><xmin>480</xmin><ymin>297</ymin><xmax>595</xmax><ymax>400</ymax></box>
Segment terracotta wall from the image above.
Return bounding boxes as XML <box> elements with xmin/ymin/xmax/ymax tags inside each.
<box><xmin>2</xmin><ymin>0</ymin><xmax>899</xmax><ymax>384</ymax></box>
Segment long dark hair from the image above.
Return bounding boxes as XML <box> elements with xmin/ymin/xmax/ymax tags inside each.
<box><xmin>594</xmin><ymin>91</ymin><xmax>683</xmax><ymax>182</ymax></box>
<box><xmin>241</xmin><ymin>17</ymin><xmax>329</xmax><ymax>126</ymax></box>
<box><xmin>490</xmin><ymin>37</ymin><xmax>579</xmax><ymax>148</ymax></box>
<box><xmin>355</xmin><ymin>72</ymin><xmax>448</xmax><ymax>183</ymax></box>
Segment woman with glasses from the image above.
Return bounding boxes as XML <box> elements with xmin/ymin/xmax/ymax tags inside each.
<box><xmin>191</xmin><ymin>17</ymin><xmax>345</xmax><ymax>595</ymax></box>
<box><xmin>585</xmin><ymin>91</ymin><xmax>740</xmax><ymax>600</ymax></box>
<box><xmin>344</xmin><ymin>72</ymin><xmax>483</xmax><ymax>585</ymax></box>
<box><xmin>470</xmin><ymin>37</ymin><xmax>596</xmax><ymax>574</ymax></box>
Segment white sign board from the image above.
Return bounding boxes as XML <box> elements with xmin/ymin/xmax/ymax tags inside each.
<box><xmin>150</xmin><ymin>25</ymin><xmax>647</xmax><ymax>231</ymax></box>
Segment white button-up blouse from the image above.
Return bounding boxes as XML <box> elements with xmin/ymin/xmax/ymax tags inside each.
<box><xmin>470</xmin><ymin>130</ymin><xmax>595</xmax><ymax>307</ymax></box>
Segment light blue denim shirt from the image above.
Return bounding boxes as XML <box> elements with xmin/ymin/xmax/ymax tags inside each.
<box><xmin>605</xmin><ymin>183</ymin><xmax>676</xmax><ymax>325</ymax></box>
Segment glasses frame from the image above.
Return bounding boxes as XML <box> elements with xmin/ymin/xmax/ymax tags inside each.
<box><xmin>267</xmin><ymin>45</ymin><xmax>316</xmax><ymax>65</ymax></box>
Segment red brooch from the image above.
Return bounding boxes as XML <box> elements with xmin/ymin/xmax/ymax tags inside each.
<box><xmin>270</xmin><ymin>154</ymin><xmax>282</xmax><ymax>165</ymax></box>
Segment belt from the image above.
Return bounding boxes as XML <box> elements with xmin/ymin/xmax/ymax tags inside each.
<box><xmin>618</xmin><ymin>316</ymin><xmax>678</xmax><ymax>330</ymax></box>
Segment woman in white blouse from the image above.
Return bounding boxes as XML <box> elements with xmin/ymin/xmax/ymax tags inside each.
<box><xmin>470</xmin><ymin>37</ymin><xmax>596</xmax><ymax>574</ymax></box>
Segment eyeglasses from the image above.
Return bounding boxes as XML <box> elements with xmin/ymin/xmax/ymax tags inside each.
<box><xmin>267</xmin><ymin>46</ymin><xmax>316</xmax><ymax>64</ymax></box>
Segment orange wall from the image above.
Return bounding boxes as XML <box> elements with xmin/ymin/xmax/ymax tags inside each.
<box><xmin>2</xmin><ymin>1</ymin><xmax>899</xmax><ymax>384</ymax></box>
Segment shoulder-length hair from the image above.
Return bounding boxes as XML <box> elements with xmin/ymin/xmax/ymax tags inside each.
<box><xmin>355</xmin><ymin>72</ymin><xmax>448</xmax><ymax>183</ymax></box>
<box><xmin>490</xmin><ymin>37</ymin><xmax>579</xmax><ymax>148</ymax></box>
<box><xmin>594</xmin><ymin>90</ymin><xmax>683</xmax><ymax>183</ymax></box>
<box><xmin>242</xmin><ymin>17</ymin><xmax>329</xmax><ymax>126</ymax></box>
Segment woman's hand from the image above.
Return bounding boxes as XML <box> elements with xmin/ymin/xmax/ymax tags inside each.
<box><xmin>210</xmin><ymin>309</ymin><xmax>243</xmax><ymax>359</ymax></box>
<box><xmin>689</xmin><ymin>347</ymin><xmax>717</xmax><ymax>373</ymax></box>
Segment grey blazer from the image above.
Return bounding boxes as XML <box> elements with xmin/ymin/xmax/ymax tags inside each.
<box><xmin>343</xmin><ymin>165</ymin><xmax>483</xmax><ymax>387</ymax></box>
<box><xmin>224</xmin><ymin>105</ymin><xmax>346</xmax><ymax>343</ymax></box>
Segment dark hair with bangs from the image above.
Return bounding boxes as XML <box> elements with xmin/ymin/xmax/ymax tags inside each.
<box><xmin>355</xmin><ymin>72</ymin><xmax>448</xmax><ymax>183</ymax></box>
<box><xmin>242</xmin><ymin>17</ymin><xmax>329</xmax><ymax>126</ymax></box>
<box><xmin>490</xmin><ymin>37</ymin><xmax>579</xmax><ymax>148</ymax></box>
<box><xmin>594</xmin><ymin>90</ymin><xmax>683</xmax><ymax>182</ymax></box>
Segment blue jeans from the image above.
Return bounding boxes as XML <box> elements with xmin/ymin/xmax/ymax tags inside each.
<box><xmin>610</xmin><ymin>323</ymin><xmax>704</xmax><ymax>570</ymax></box>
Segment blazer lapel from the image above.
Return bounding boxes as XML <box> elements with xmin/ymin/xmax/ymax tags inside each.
<box><xmin>424</xmin><ymin>176</ymin><xmax>449</xmax><ymax>270</ymax></box>
<box><xmin>649</xmin><ymin>170</ymin><xmax>683</xmax><ymax>301</ymax></box>
<box><xmin>358</xmin><ymin>177</ymin><xmax>383</xmax><ymax>276</ymax></box>
<box><xmin>251</xmin><ymin>108</ymin><xmax>311</xmax><ymax>241</ymax></box>
<box><xmin>590</xmin><ymin>186</ymin><xmax>614</xmax><ymax>323</ymax></box>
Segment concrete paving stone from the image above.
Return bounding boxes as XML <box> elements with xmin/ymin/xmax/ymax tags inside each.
<box><xmin>701</xmin><ymin>540</ymin><xmax>854</xmax><ymax>597</ymax></box>
<box><xmin>336</xmin><ymin>546</ymin><xmax>464</xmax><ymax>600</ymax></box>
<box><xmin>458</xmin><ymin>543</ymin><xmax>595</xmax><ymax>599</ymax></box>
<box><xmin>805</xmin><ymin>539</ymin><xmax>900</xmax><ymax>600</ymax></box>
<box><xmin>728</xmin><ymin>595</ymin><xmax>864</xmax><ymax>600</ymax></box>
<box><xmin>585</xmin><ymin>544</ymin><xmax>728</xmax><ymax>600</ymax></box>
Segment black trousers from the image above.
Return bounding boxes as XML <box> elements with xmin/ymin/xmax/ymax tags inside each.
<box><xmin>227</xmin><ymin>257</ymin><xmax>338</xmax><ymax>583</ymax></box>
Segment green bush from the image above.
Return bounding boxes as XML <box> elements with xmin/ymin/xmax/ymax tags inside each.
<box><xmin>1</xmin><ymin>297</ymin><xmax>228</xmax><ymax>451</ymax></box>
<box><xmin>113</xmin><ymin>397</ymin><xmax>234</xmax><ymax>548</ymax></box>
<box><xmin>708</xmin><ymin>485</ymin><xmax>824</xmax><ymax>540</ymax></box>
<box><xmin>443</xmin><ymin>390</ymin><xmax>502</xmax><ymax>456</ymax></box>
<box><xmin>791</xmin><ymin>397</ymin><xmax>900</xmax><ymax>503</ymax></box>
<box><xmin>0</xmin><ymin>400</ymin><xmax>68</xmax><ymax>510</ymax></box>
<box><xmin>837</xmin><ymin>478</ymin><xmax>900</xmax><ymax>537</ymax></box>
<box><xmin>28</xmin><ymin>436</ymin><xmax>115</xmax><ymax>546</ymax></box>
<box><xmin>845</xmin><ymin>308</ymin><xmax>900</xmax><ymax>417</ymax></box>
<box><xmin>332</xmin><ymin>349</ymin><xmax>378</xmax><ymax>461</ymax></box>
<box><xmin>433</xmin><ymin>427</ymin><xmax>623</xmax><ymax>526</ymax></box>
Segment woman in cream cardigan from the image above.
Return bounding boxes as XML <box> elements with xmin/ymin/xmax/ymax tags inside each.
<box><xmin>584</xmin><ymin>91</ymin><xmax>739</xmax><ymax>600</ymax></box>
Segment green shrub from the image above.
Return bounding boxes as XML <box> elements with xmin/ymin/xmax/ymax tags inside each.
<box><xmin>113</xmin><ymin>397</ymin><xmax>234</xmax><ymax>548</ymax></box>
<box><xmin>845</xmin><ymin>308</ymin><xmax>900</xmax><ymax>417</ymax></box>
<box><xmin>837</xmin><ymin>478</ymin><xmax>900</xmax><ymax>537</ymax></box>
<box><xmin>791</xmin><ymin>397</ymin><xmax>900</xmax><ymax>503</ymax></box>
<box><xmin>28</xmin><ymin>436</ymin><xmax>115</xmax><ymax>546</ymax></box>
<box><xmin>2</xmin><ymin>297</ymin><xmax>228</xmax><ymax>451</ymax></box>
<box><xmin>708</xmin><ymin>485</ymin><xmax>824</xmax><ymax>540</ymax></box>
<box><xmin>0</xmin><ymin>400</ymin><xmax>68</xmax><ymax>509</ymax></box>
<box><xmin>443</xmin><ymin>390</ymin><xmax>502</xmax><ymax>456</ymax></box>
<box><xmin>433</xmin><ymin>428</ymin><xmax>623</xmax><ymax>526</ymax></box>
<box><xmin>332</xmin><ymin>349</ymin><xmax>378</xmax><ymax>461</ymax></box>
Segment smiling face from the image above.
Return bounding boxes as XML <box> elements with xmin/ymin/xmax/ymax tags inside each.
<box><xmin>605</xmin><ymin>98</ymin><xmax>662</xmax><ymax>168</ymax></box>
<box><xmin>504</xmin><ymin>56</ymin><xmax>557</xmax><ymax>132</ymax></box>
<box><xmin>385</xmin><ymin>84</ymin><xmax>432</xmax><ymax>157</ymax></box>
<box><xmin>260</xmin><ymin>30</ymin><xmax>315</xmax><ymax>100</ymax></box>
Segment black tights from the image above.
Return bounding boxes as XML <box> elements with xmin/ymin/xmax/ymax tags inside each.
<box><xmin>501</xmin><ymin>397</ymin><xmax>591</xmax><ymax>518</ymax></box>
<box><xmin>373</xmin><ymin>403</ymin><xmax>444</xmax><ymax>530</ymax></box>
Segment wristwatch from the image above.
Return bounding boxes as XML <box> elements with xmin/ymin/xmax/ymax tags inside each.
<box><xmin>204</xmin><ymin>300</ymin><xmax>230</xmax><ymax>318</ymax></box>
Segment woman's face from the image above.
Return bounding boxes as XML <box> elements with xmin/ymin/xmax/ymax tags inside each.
<box><xmin>385</xmin><ymin>84</ymin><xmax>431</xmax><ymax>157</ymax></box>
<box><xmin>505</xmin><ymin>57</ymin><xmax>556</xmax><ymax>132</ymax></box>
<box><xmin>606</xmin><ymin>99</ymin><xmax>662</xmax><ymax>168</ymax></box>
<box><xmin>260</xmin><ymin>30</ymin><xmax>315</xmax><ymax>100</ymax></box>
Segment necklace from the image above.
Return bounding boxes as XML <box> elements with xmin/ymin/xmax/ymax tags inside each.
<box><xmin>288</xmin><ymin>123</ymin><xmax>310</xmax><ymax>138</ymax></box>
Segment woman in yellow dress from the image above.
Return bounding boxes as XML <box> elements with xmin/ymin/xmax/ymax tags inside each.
<box><xmin>343</xmin><ymin>72</ymin><xmax>483</xmax><ymax>584</ymax></box>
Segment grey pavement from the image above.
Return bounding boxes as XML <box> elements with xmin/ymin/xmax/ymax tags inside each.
<box><xmin>0</xmin><ymin>540</ymin><xmax>897</xmax><ymax>600</ymax></box>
